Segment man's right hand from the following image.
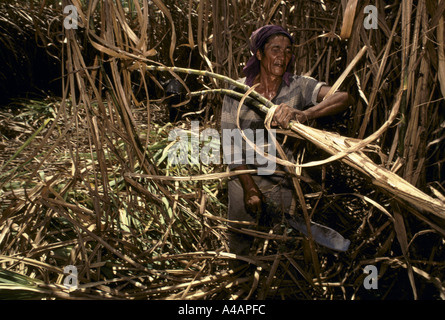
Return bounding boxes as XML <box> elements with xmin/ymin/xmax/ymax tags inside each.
<box><xmin>244</xmin><ymin>186</ymin><xmax>264</xmax><ymax>216</ymax></box>
<box><xmin>233</xmin><ymin>165</ymin><xmax>265</xmax><ymax>217</ymax></box>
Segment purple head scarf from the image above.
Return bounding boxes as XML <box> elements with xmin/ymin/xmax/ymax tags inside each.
<box><xmin>243</xmin><ymin>25</ymin><xmax>295</xmax><ymax>87</ymax></box>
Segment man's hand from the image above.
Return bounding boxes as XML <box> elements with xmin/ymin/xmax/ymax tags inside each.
<box><xmin>271</xmin><ymin>103</ymin><xmax>307</xmax><ymax>128</ymax></box>
<box><xmin>271</xmin><ymin>88</ymin><xmax>353</xmax><ymax>129</ymax></box>
<box><xmin>233</xmin><ymin>165</ymin><xmax>265</xmax><ymax>217</ymax></box>
<box><xmin>243</xmin><ymin>185</ymin><xmax>264</xmax><ymax>216</ymax></box>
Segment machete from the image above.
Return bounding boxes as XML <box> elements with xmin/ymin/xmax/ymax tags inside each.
<box><xmin>285</xmin><ymin>213</ymin><xmax>350</xmax><ymax>252</ymax></box>
<box><xmin>254</xmin><ymin>201</ymin><xmax>351</xmax><ymax>252</ymax></box>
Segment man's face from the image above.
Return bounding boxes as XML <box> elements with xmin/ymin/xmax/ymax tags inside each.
<box><xmin>257</xmin><ymin>35</ymin><xmax>292</xmax><ymax>78</ymax></box>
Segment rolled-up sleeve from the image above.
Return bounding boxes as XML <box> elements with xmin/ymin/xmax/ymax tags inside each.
<box><xmin>300</xmin><ymin>75</ymin><xmax>326</xmax><ymax>107</ymax></box>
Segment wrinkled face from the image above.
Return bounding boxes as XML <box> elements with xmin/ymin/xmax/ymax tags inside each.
<box><xmin>256</xmin><ymin>34</ymin><xmax>292</xmax><ymax>77</ymax></box>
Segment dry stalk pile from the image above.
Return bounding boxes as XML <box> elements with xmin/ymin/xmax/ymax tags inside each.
<box><xmin>0</xmin><ymin>0</ymin><xmax>445</xmax><ymax>300</ymax></box>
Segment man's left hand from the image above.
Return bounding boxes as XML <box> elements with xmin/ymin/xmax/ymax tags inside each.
<box><xmin>271</xmin><ymin>103</ymin><xmax>307</xmax><ymax>128</ymax></box>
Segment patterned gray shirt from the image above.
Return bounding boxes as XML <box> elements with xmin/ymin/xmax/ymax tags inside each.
<box><xmin>221</xmin><ymin>74</ymin><xmax>325</xmax><ymax>173</ymax></box>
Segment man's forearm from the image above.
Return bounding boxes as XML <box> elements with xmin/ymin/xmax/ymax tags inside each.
<box><xmin>233</xmin><ymin>165</ymin><xmax>259</xmax><ymax>193</ymax></box>
<box><xmin>304</xmin><ymin>91</ymin><xmax>352</xmax><ymax>121</ymax></box>
<box><xmin>233</xmin><ymin>164</ymin><xmax>264</xmax><ymax>214</ymax></box>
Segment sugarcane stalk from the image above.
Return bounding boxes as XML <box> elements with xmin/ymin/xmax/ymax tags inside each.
<box><xmin>188</xmin><ymin>89</ymin><xmax>265</xmax><ymax>110</ymax></box>
<box><xmin>144</xmin><ymin>64</ymin><xmax>273</xmax><ymax>112</ymax></box>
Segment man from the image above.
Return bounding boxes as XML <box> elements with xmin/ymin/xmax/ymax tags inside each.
<box><xmin>221</xmin><ymin>25</ymin><xmax>352</xmax><ymax>264</ymax></box>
